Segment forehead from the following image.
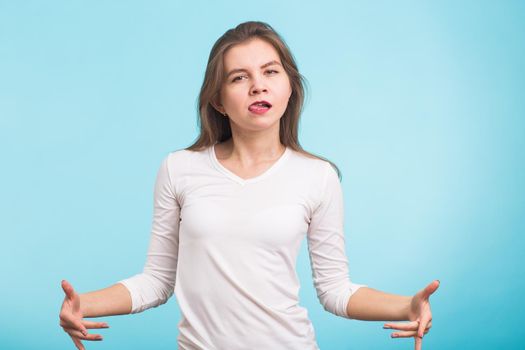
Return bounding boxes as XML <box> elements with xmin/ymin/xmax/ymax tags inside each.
<box><xmin>223</xmin><ymin>38</ymin><xmax>281</xmax><ymax>70</ymax></box>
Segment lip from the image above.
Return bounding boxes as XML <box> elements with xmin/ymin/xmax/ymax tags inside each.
<box><xmin>249</xmin><ymin>100</ymin><xmax>272</xmax><ymax>108</ymax></box>
<box><xmin>248</xmin><ymin>100</ymin><xmax>272</xmax><ymax>115</ymax></box>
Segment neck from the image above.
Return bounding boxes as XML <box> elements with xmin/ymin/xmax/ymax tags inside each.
<box><xmin>218</xmin><ymin>127</ymin><xmax>285</xmax><ymax>163</ymax></box>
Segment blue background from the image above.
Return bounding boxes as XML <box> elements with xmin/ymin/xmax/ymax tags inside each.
<box><xmin>1</xmin><ymin>1</ymin><xmax>524</xmax><ymax>349</ymax></box>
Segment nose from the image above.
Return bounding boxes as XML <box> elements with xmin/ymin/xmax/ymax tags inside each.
<box><xmin>250</xmin><ymin>75</ymin><xmax>268</xmax><ymax>95</ymax></box>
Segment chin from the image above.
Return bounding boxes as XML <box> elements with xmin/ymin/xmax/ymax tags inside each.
<box><xmin>234</xmin><ymin>118</ymin><xmax>279</xmax><ymax>132</ymax></box>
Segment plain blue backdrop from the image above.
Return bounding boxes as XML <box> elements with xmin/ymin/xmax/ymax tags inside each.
<box><xmin>1</xmin><ymin>0</ymin><xmax>524</xmax><ymax>349</ymax></box>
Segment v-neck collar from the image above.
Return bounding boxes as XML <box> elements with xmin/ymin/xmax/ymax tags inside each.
<box><xmin>208</xmin><ymin>143</ymin><xmax>290</xmax><ymax>186</ymax></box>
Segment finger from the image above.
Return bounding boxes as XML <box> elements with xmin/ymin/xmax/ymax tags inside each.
<box><xmin>414</xmin><ymin>334</ymin><xmax>423</xmax><ymax>350</ymax></box>
<box><xmin>64</xmin><ymin>327</ymin><xmax>103</xmax><ymax>341</ymax></box>
<box><xmin>60</xmin><ymin>317</ymin><xmax>88</xmax><ymax>336</ymax></box>
<box><xmin>384</xmin><ymin>321</ymin><xmax>419</xmax><ymax>331</ymax></box>
<box><xmin>391</xmin><ymin>329</ymin><xmax>429</xmax><ymax>338</ymax></box>
<box><xmin>418</xmin><ymin>315</ymin><xmax>432</xmax><ymax>338</ymax></box>
<box><xmin>69</xmin><ymin>334</ymin><xmax>85</xmax><ymax>350</ymax></box>
<box><xmin>422</xmin><ymin>280</ymin><xmax>440</xmax><ymax>299</ymax></box>
<box><xmin>82</xmin><ymin>320</ymin><xmax>110</xmax><ymax>329</ymax></box>
<box><xmin>61</xmin><ymin>280</ymin><xmax>78</xmax><ymax>302</ymax></box>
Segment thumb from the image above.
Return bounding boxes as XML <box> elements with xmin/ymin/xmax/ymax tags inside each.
<box><xmin>61</xmin><ymin>279</ymin><xmax>77</xmax><ymax>301</ymax></box>
<box><xmin>421</xmin><ymin>279</ymin><xmax>440</xmax><ymax>299</ymax></box>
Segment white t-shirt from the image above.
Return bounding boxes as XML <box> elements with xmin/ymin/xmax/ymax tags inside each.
<box><xmin>118</xmin><ymin>144</ymin><xmax>366</xmax><ymax>349</ymax></box>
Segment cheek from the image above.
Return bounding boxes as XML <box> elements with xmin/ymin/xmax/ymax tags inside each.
<box><xmin>222</xmin><ymin>90</ymin><xmax>242</xmax><ymax>108</ymax></box>
<box><xmin>278</xmin><ymin>84</ymin><xmax>293</xmax><ymax>104</ymax></box>
<box><xmin>278</xmin><ymin>78</ymin><xmax>292</xmax><ymax>100</ymax></box>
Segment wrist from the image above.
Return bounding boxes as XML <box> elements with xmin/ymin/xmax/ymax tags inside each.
<box><xmin>79</xmin><ymin>293</ymin><xmax>90</xmax><ymax>317</ymax></box>
<box><xmin>403</xmin><ymin>295</ymin><xmax>413</xmax><ymax>320</ymax></box>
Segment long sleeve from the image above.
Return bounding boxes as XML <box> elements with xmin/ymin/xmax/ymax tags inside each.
<box><xmin>118</xmin><ymin>153</ymin><xmax>181</xmax><ymax>314</ymax></box>
<box><xmin>306</xmin><ymin>161</ymin><xmax>366</xmax><ymax>319</ymax></box>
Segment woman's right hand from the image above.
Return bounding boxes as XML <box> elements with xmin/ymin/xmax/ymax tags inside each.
<box><xmin>59</xmin><ymin>280</ymin><xmax>109</xmax><ymax>350</ymax></box>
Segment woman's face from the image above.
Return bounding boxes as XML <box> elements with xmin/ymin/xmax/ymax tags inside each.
<box><xmin>215</xmin><ymin>38</ymin><xmax>292</xmax><ymax>134</ymax></box>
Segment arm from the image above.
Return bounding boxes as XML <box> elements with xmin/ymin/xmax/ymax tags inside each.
<box><xmin>117</xmin><ymin>153</ymin><xmax>181</xmax><ymax>313</ymax></box>
<box><xmin>79</xmin><ymin>283</ymin><xmax>132</xmax><ymax>317</ymax></box>
<box><xmin>80</xmin><ymin>153</ymin><xmax>180</xmax><ymax>318</ymax></box>
<box><xmin>307</xmin><ymin>161</ymin><xmax>439</xmax><ymax>350</ymax></box>
<box><xmin>345</xmin><ymin>286</ymin><xmax>411</xmax><ymax>321</ymax></box>
<box><xmin>306</xmin><ymin>162</ymin><xmax>417</xmax><ymax>323</ymax></box>
<box><xmin>59</xmin><ymin>153</ymin><xmax>181</xmax><ymax>349</ymax></box>
<box><xmin>306</xmin><ymin>161</ymin><xmax>367</xmax><ymax>318</ymax></box>
<box><xmin>346</xmin><ymin>281</ymin><xmax>439</xmax><ymax>350</ymax></box>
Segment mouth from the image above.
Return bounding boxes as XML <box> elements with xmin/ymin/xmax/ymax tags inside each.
<box><xmin>248</xmin><ymin>100</ymin><xmax>272</xmax><ymax>114</ymax></box>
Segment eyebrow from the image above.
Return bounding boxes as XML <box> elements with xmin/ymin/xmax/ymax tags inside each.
<box><xmin>225</xmin><ymin>60</ymin><xmax>282</xmax><ymax>79</ymax></box>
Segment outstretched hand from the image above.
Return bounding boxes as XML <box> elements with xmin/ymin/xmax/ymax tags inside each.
<box><xmin>383</xmin><ymin>280</ymin><xmax>440</xmax><ymax>350</ymax></box>
<box><xmin>59</xmin><ymin>280</ymin><xmax>109</xmax><ymax>350</ymax></box>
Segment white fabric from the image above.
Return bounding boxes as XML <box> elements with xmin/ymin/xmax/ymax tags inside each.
<box><xmin>118</xmin><ymin>144</ymin><xmax>366</xmax><ymax>349</ymax></box>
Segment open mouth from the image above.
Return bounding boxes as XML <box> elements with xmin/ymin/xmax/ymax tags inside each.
<box><xmin>248</xmin><ymin>100</ymin><xmax>272</xmax><ymax>113</ymax></box>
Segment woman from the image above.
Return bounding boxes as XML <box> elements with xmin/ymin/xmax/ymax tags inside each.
<box><xmin>59</xmin><ymin>21</ymin><xmax>439</xmax><ymax>350</ymax></box>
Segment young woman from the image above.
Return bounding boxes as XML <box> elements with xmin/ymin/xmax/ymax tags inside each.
<box><xmin>59</xmin><ymin>21</ymin><xmax>439</xmax><ymax>350</ymax></box>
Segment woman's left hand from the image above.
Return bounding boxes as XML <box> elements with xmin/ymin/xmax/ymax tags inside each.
<box><xmin>383</xmin><ymin>280</ymin><xmax>440</xmax><ymax>350</ymax></box>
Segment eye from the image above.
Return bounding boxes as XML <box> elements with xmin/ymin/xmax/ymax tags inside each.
<box><xmin>231</xmin><ymin>70</ymin><xmax>279</xmax><ymax>83</ymax></box>
<box><xmin>231</xmin><ymin>75</ymin><xmax>246</xmax><ymax>82</ymax></box>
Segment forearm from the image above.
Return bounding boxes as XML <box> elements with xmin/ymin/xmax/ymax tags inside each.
<box><xmin>346</xmin><ymin>286</ymin><xmax>411</xmax><ymax>321</ymax></box>
<box><xmin>79</xmin><ymin>283</ymin><xmax>132</xmax><ymax>318</ymax></box>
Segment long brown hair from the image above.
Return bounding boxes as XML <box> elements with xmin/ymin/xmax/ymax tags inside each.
<box><xmin>185</xmin><ymin>21</ymin><xmax>342</xmax><ymax>180</ymax></box>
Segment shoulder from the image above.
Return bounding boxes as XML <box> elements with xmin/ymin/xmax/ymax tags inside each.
<box><xmin>162</xmin><ymin>147</ymin><xmax>208</xmax><ymax>175</ymax></box>
<box><xmin>287</xmin><ymin>148</ymin><xmax>337</xmax><ymax>181</ymax></box>
<box><xmin>156</xmin><ymin>147</ymin><xmax>209</xmax><ymax>197</ymax></box>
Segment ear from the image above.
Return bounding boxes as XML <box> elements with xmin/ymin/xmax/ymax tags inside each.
<box><xmin>211</xmin><ymin>94</ymin><xmax>226</xmax><ymax>115</ymax></box>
